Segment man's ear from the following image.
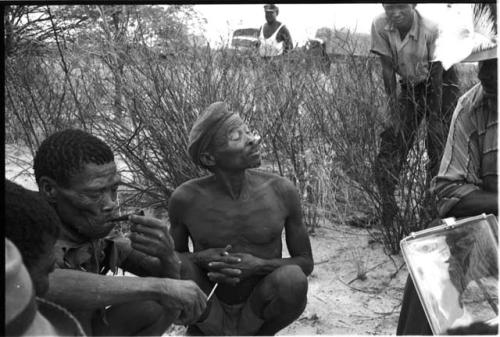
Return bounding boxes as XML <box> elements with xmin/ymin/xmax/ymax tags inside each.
<box><xmin>200</xmin><ymin>152</ymin><xmax>216</xmax><ymax>168</ymax></box>
<box><xmin>38</xmin><ymin>176</ymin><xmax>59</xmax><ymax>203</ymax></box>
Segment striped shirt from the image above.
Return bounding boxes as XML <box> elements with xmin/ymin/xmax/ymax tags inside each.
<box><xmin>432</xmin><ymin>83</ymin><xmax>498</xmax><ymax>217</ymax></box>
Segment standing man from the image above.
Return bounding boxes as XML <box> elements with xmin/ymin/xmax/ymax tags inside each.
<box><xmin>33</xmin><ymin>129</ymin><xmax>207</xmax><ymax>336</ymax></box>
<box><xmin>258</xmin><ymin>4</ymin><xmax>293</xmax><ymax>59</ymax></box>
<box><xmin>370</xmin><ymin>3</ymin><xmax>459</xmax><ymax>231</ymax></box>
<box><xmin>169</xmin><ymin>102</ymin><xmax>313</xmax><ymax>335</ymax></box>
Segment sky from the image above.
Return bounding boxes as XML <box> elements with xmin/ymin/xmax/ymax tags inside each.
<box><xmin>193</xmin><ymin>3</ymin><xmax>474</xmax><ymax>47</ymax></box>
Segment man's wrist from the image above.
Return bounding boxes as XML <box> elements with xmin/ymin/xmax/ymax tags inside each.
<box><xmin>160</xmin><ymin>252</ymin><xmax>182</xmax><ymax>276</ymax></box>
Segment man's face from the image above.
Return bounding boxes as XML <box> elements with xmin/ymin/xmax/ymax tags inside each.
<box><xmin>212</xmin><ymin>115</ymin><xmax>262</xmax><ymax>171</ymax></box>
<box><xmin>383</xmin><ymin>4</ymin><xmax>415</xmax><ymax>29</ymax></box>
<box><xmin>478</xmin><ymin>59</ymin><xmax>498</xmax><ymax>96</ymax></box>
<box><xmin>265</xmin><ymin>10</ymin><xmax>277</xmax><ymax>23</ymax></box>
<box><xmin>29</xmin><ymin>235</ymin><xmax>57</xmax><ymax>296</ymax></box>
<box><xmin>54</xmin><ymin>162</ymin><xmax>121</xmax><ymax>240</ymax></box>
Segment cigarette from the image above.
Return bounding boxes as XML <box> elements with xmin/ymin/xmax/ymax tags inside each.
<box><xmin>108</xmin><ymin>210</ymin><xmax>145</xmax><ymax>222</ymax></box>
<box><xmin>207</xmin><ymin>283</ymin><xmax>218</xmax><ymax>301</ymax></box>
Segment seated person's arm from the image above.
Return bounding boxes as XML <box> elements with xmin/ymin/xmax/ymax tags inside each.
<box><xmin>202</xmin><ymin>180</ymin><xmax>314</xmax><ymax>282</ymax></box>
<box><xmin>432</xmin><ymin>95</ymin><xmax>498</xmax><ymax>218</ymax></box>
<box><xmin>241</xmin><ymin>179</ymin><xmax>314</xmax><ymax>276</ymax></box>
<box><xmin>45</xmin><ymin>268</ymin><xmax>196</xmax><ymax>313</ymax></box>
<box><xmin>445</xmin><ymin>189</ymin><xmax>497</xmax><ymax>218</ymax></box>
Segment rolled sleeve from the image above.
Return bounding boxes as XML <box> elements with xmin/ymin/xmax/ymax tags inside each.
<box><xmin>432</xmin><ymin>178</ymin><xmax>480</xmax><ymax>217</ymax></box>
<box><xmin>370</xmin><ymin>16</ymin><xmax>392</xmax><ymax>58</ymax></box>
<box><xmin>431</xmin><ymin>84</ymin><xmax>484</xmax><ymax>217</ymax></box>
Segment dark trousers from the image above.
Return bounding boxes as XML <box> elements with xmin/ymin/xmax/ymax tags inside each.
<box><xmin>394</xmin><ymin>67</ymin><xmax>461</xmax><ymax>336</ymax></box>
<box><xmin>374</xmin><ymin>67</ymin><xmax>460</xmax><ymax>229</ymax></box>
<box><xmin>397</xmin><ymin>275</ymin><xmax>433</xmax><ymax>335</ymax></box>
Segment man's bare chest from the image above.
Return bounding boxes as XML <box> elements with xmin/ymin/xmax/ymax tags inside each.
<box><xmin>184</xmin><ymin>191</ymin><xmax>287</xmax><ymax>249</ymax></box>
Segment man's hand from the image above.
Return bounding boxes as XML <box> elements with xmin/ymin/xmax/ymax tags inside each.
<box><xmin>129</xmin><ymin>215</ymin><xmax>174</xmax><ymax>259</ymax></box>
<box><xmin>208</xmin><ymin>252</ymin><xmax>263</xmax><ymax>282</ymax></box>
<box><xmin>158</xmin><ymin>278</ymin><xmax>207</xmax><ymax>325</ymax></box>
<box><xmin>194</xmin><ymin>246</ymin><xmax>242</xmax><ymax>285</ymax></box>
<box><xmin>193</xmin><ymin>246</ymin><xmax>239</xmax><ymax>269</ymax></box>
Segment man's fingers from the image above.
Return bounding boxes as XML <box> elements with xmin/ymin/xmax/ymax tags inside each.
<box><xmin>208</xmin><ymin>256</ymin><xmax>241</xmax><ymax>266</ymax></box>
<box><xmin>130</xmin><ymin>242</ymin><xmax>158</xmax><ymax>256</ymax></box>
<box><xmin>129</xmin><ymin>230</ymin><xmax>172</xmax><ymax>248</ymax></box>
<box><xmin>206</xmin><ymin>264</ymin><xmax>242</xmax><ymax>276</ymax></box>
<box><xmin>129</xmin><ymin>233</ymin><xmax>163</xmax><ymax>247</ymax></box>
<box><xmin>207</xmin><ymin>272</ymin><xmax>240</xmax><ymax>285</ymax></box>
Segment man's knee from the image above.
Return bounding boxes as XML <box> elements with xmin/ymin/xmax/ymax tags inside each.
<box><xmin>93</xmin><ymin>300</ymin><xmax>175</xmax><ymax>336</ymax></box>
<box><xmin>269</xmin><ymin>265</ymin><xmax>308</xmax><ymax>305</ymax></box>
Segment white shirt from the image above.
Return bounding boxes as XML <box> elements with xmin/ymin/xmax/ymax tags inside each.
<box><xmin>259</xmin><ymin>23</ymin><xmax>284</xmax><ymax>57</ymax></box>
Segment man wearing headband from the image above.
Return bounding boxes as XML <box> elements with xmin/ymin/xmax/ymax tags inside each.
<box><xmin>371</xmin><ymin>3</ymin><xmax>460</xmax><ymax>232</ymax></box>
<box><xmin>258</xmin><ymin>4</ymin><xmax>293</xmax><ymax>58</ymax></box>
<box><xmin>397</xmin><ymin>3</ymin><xmax>498</xmax><ymax>334</ymax></box>
<box><xmin>33</xmin><ymin>129</ymin><xmax>207</xmax><ymax>335</ymax></box>
<box><xmin>170</xmin><ymin>101</ymin><xmax>313</xmax><ymax>335</ymax></box>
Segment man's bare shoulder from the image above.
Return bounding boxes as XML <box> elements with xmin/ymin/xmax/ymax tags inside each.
<box><xmin>170</xmin><ymin>176</ymin><xmax>215</xmax><ymax>202</ymax></box>
<box><xmin>248</xmin><ymin>169</ymin><xmax>297</xmax><ymax>193</ymax></box>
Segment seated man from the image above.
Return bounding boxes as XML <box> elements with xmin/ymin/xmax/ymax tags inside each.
<box><xmin>432</xmin><ymin>58</ymin><xmax>497</xmax><ymax>218</ymax></box>
<box><xmin>33</xmin><ymin>129</ymin><xmax>207</xmax><ymax>336</ymax></box>
<box><xmin>5</xmin><ymin>179</ymin><xmax>85</xmax><ymax>336</ymax></box>
<box><xmin>169</xmin><ymin>101</ymin><xmax>314</xmax><ymax>335</ymax></box>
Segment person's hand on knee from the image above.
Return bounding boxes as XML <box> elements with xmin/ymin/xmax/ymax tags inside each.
<box><xmin>158</xmin><ymin>278</ymin><xmax>207</xmax><ymax>325</ymax></box>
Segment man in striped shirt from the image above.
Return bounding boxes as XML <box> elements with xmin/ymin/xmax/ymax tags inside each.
<box><xmin>397</xmin><ymin>3</ymin><xmax>497</xmax><ymax>333</ymax></box>
<box><xmin>432</xmin><ymin>58</ymin><xmax>497</xmax><ymax>218</ymax></box>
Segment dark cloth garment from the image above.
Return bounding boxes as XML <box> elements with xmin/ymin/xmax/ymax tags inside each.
<box><xmin>53</xmin><ymin>226</ymin><xmax>132</xmax><ymax>334</ymax></box>
<box><xmin>397</xmin><ymin>275</ymin><xmax>433</xmax><ymax>335</ymax></box>
<box><xmin>374</xmin><ymin>66</ymin><xmax>460</xmax><ymax>228</ymax></box>
<box><xmin>54</xmin><ymin>226</ymin><xmax>131</xmax><ymax>275</ymax></box>
<box><xmin>37</xmin><ymin>297</ymin><xmax>86</xmax><ymax>336</ymax></box>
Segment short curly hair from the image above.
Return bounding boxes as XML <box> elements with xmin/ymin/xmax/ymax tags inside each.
<box><xmin>33</xmin><ymin>129</ymin><xmax>114</xmax><ymax>187</ymax></box>
<box><xmin>5</xmin><ymin>179</ymin><xmax>61</xmax><ymax>270</ymax></box>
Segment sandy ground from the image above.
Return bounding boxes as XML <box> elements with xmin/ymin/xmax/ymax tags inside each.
<box><xmin>278</xmin><ymin>224</ymin><xmax>407</xmax><ymax>335</ymax></box>
<box><xmin>5</xmin><ymin>143</ymin><xmax>409</xmax><ymax>335</ymax></box>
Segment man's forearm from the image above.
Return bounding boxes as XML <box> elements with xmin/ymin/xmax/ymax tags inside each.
<box><xmin>256</xmin><ymin>256</ymin><xmax>314</xmax><ymax>276</ymax></box>
<box><xmin>447</xmin><ymin>190</ymin><xmax>498</xmax><ymax>218</ymax></box>
<box><xmin>46</xmin><ymin>269</ymin><xmax>163</xmax><ymax>311</ymax></box>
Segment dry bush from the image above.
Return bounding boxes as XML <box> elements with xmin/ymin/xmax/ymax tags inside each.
<box><xmin>5</xmin><ymin>25</ymin><xmax>479</xmax><ymax>253</ymax></box>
